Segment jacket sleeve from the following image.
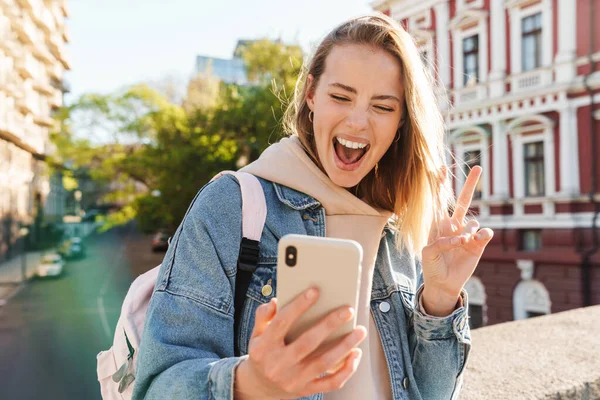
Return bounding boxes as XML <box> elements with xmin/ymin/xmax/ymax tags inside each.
<box><xmin>409</xmin><ymin>267</ymin><xmax>471</xmax><ymax>400</ymax></box>
<box><xmin>132</xmin><ymin>175</ymin><xmax>247</xmax><ymax>400</ymax></box>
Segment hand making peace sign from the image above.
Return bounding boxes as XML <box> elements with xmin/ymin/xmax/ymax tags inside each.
<box><xmin>421</xmin><ymin>166</ymin><xmax>495</xmax><ymax>317</ymax></box>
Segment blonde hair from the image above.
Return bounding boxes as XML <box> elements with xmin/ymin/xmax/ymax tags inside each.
<box><xmin>284</xmin><ymin>14</ymin><xmax>453</xmax><ymax>257</ymax></box>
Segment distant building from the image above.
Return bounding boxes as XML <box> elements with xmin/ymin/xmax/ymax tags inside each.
<box><xmin>0</xmin><ymin>0</ymin><xmax>70</xmax><ymax>261</ymax></box>
<box><xmin>194</xmin><ymin>39</ymin><xmax>282</xmax><ymax>85</ymax></box>
<box><xmin>372</xmin><ymin>0</ymin><xmax>600</xmax><ymax>326</ymax></box>
<box><xmin>195</xmin><ymin>55</ymin><xmax>248</xmax><ymax>85</ymax></box>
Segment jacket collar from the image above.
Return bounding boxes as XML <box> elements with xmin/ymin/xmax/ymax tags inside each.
<box><xmin>272</xmin><ymin>182</ymin><xmax>321</xmax><ymax>211</ymax></box>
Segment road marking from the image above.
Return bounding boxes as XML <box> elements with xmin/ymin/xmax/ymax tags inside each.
<box><xmin>97</xmin><ymin>234</ymin><xmax>128</xmax><ymax>341</ymax></box>
<box><xmin>97</xmin><ymin>296</ymin><xmax>112</xmax><ymax>339</ymax></box>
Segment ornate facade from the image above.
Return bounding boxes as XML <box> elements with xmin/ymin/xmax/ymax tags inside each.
<box><xmin>0</xmin><ymin>0</ymin><xmax>70</xmax><ymax>261</ymax></box>
<box><xmin>373</xmin><ymin>0</ymin><xmax>600</xmax><ymax>326</ymax></box>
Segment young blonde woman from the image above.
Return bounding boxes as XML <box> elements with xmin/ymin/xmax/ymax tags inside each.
<box><xmin>133</xmin><ymin>14</ymin><xmax>493</xmax><ymax>400</ymax></box>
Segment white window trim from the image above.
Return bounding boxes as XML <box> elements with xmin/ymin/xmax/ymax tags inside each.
<box><xmin>513</xmin><ymin>280</ymin><xmax>551</xmax><ymax>320</ymax></box>
<box><xmin>408</xmin><ymin>9</ymin><xmax>431</xmax><ymax>31</ymax></box>
<box><xmin>464</xmin><ymin>276</ymin><xmax>486</xmax><ymax>305</ymax></box>
<box><xmin>507</xmin><ymin>115</ymin><xmax>555</xmax><ymax>201</ymax></box>
<box><xmin>464</xmin><ymin>275</ymin><xmax>487</xmax><ymax>327</ymax></box>
<box><xmin>450</xmin><ymin>11</ymin><xmax>489</xmax><ymax>90</ymax></box>
<box><xmin>450</xmin><ymin>126</ymin><xmax>491</xmax><ymax>202</ymax></box>
<box><xmin>412</xmin><ymin>29</ymin><xmax>435</xmax><ymax>78</ymax></box>
<box><xmin>508</xmin><ymin>0</ymin><xmax>553</xmax><ymax>75</ymax></box>
<box><xmin>457</xmin><ymin>0</ymin><xmax>484</xmax><ymax>12</ymax></box>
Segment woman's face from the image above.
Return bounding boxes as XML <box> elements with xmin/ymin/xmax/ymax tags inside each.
<box><xmin>306</xmin><ymin>44</ymin><xmax>405</xmax><ymax>188</ymax></box>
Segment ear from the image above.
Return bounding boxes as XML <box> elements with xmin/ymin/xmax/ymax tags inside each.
<box><xmin>305</xmin><ymin>74</ymin><xmax>316</xmax><ymax>111</ymax></box>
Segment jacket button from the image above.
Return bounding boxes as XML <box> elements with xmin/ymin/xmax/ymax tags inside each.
<box><xmin>261</xmin><ymin>284</ymin><xmax>273</xmax><ymax>297</ymax></box>
<box><xmin>379</xmin><ymin>301</ymin><xmax>390</xmax><ymax>313</ymax></box>
<box><xmin>402</xmin><ymin>377</ymin><xmax>409</xmax><ymax>389</ymax></box>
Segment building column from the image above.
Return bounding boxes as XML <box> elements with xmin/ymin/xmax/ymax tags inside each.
<box><xmin>541</xmin><ymin>0</ymin><xmax>554</xmax><ymax>68</ymax></box>
<box><xmin>489</xmin><ymin>0</ymin><xmax>506</xmax><ymax>97</ymax></box>
<box><xmin>555</xmin><ymin>0</ymin><xmax>577</xmax><ymax>83</ymax></box>
<box><xmin>511</xmin><ymin>133</ymin><xmax>525</xmax><ymax>216</ymax></box>
<box><xmin>491</xmin><ymin>121</ymin><xmax>509</xmax><ymax>200</ymax></box>
<box><xmin>434</xmin><ymin>1</ymin><xmax>451</xmax><ymax>89</ymax></box>
<box><xmin>559</xmin><ymin>105</ymin><xmax>580</xmax><ymax>195</ymax></box>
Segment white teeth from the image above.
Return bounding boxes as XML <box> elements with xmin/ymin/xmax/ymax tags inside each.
<box><xmin>336</xmin><ymin>137</ymin><xmax>367</xmax><ymax>150</ymax></box>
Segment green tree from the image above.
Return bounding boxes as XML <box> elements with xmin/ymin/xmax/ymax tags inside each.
<box><xmin>50</xmin><ymin>39</ymin><xmax>303</xmax><ymax>233</ymax></box>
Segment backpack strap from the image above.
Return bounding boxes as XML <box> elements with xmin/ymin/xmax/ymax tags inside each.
<box><xmin>211</xmin><ymin>171</ymin><xmax>267</xmax><ymax>356</ymax></box>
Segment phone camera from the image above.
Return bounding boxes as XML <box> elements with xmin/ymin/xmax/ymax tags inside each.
<box><xmin>285</xmin><ymin>246</ymin><xmax>297</xmax><ymax>267</ymax></box>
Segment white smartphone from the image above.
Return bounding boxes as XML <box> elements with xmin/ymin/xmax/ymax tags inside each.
<box><xmin>276</xmin><ymin>234</ymin><xmax>362</xmax><ymax>350</ymax></box>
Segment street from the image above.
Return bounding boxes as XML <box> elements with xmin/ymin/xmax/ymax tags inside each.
<box><xmin>0</xmin><ymin>225</ymin><xmax>164</xmax><ymax>400</ymax></box>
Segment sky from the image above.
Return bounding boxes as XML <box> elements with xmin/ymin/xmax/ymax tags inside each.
<box><xmin>65</xmin><ymin>0</ymin><xmax>374</xmax><ymax>103</ymax></box>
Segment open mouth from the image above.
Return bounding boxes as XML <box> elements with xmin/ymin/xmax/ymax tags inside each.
<box><xmin>333</xmin><ymin>137</ymin><xmax>370</xmax><ymax>171</ymax></box>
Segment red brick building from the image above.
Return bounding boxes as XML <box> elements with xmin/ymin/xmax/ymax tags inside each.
<box><xmin>372</xmin><ymin>0</ymin><xmax>600</xmax><ymax>327</ymax></box>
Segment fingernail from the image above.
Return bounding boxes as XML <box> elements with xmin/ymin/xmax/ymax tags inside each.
<box><xmin>451</xmin><ymin>237</ymin><xmax>460</xmax><ymax>245</ymax></box>
<box><xmin>339</xmin><ymin>307</ymin><xmax>353</xmax><ymax>320</ymax></box>
<box><xmin>353</xmin><ymin>327</ymin><xmax>366</xmax><ymax>340</ymax></box>
<box><xmin>352</xmin><ymin>350</ymin><xmax>362</xmax><ymax>369</ymax></box>
<box><xmin>306</xmin><ymin>288</ymin><xmax>318</xmax><ymax>300</ymax></box>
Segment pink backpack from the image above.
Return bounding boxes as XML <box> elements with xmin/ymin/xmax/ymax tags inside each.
<box><xmin>96</xmin><ymin>171</ymin><xmax>267</xmax><ymax>399</ymax></box>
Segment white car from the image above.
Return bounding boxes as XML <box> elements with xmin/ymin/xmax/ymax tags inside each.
<box><xmin>36</xmin><ymin>254</ymin><xmax>65</xmax><ymax>277</ymax></box>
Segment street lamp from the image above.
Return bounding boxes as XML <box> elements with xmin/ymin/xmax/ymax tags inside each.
<box><xmin>74</xmin><ymin>190</ymin><xmax>82</xmax><ymax>217</ymax></box>
<box><xmin>19</xmin><ymin>227</ymin><xmax>29</xmax><ymax>282</ymax></box>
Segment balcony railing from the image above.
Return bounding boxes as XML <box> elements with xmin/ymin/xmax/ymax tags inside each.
<box><xmin>453</xmin><ymin>83</ymin><xmax>488</xmax><ymax>107</ymax></box>
<box><xmin>15</xmin><ymin>92</ymin><xmax>36</xmax><ymax>115</ymax></box>
<box><xmin>15</xmin><ymin>53</ymin><xmax>37</xmax><ymax>80</ymax></box>
<box><xmin>34</xmin><ymin>115</ymin><xmax>55</xmax><ymax>128</ymax></box>
<box><xmin>48</xmin><ymin>62</ymin><xmax>63</xmax><ymax>81</ymax></box>
<box><xmin>14</xmin><ymin>16</ymin><xmax>37</xmax><ymax>45</ymax></box>
<box><xmin>510</xmin><ymin>68</ymin><xmax>553</xmax><ymax>94</ymax></box>
<box><xmin>49</xmin><ymin>90</ymin><xmax>63</xmax><ymax>109</ymax></box>
<box><xmin>33</xmin><ymin>80</ymin><xmax>54</xmax><ymax>96</ymax></box>
<box><xmin>47</xmin><ymin>33</ymin><xmax>71</xmax><ymax>69</ymax></box>
<box><xmin>32</xmin><ymin>40</ymin><xmax>54</xmax><ymax>65</ymax></box>
<box><xmin>62</xmin><ymin>25</ymin><xmax>70</xmax><ymax>43</ymax></box>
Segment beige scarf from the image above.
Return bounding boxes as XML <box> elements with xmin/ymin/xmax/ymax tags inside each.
<box><xmin>241</xmin><ymin>135</ymin><xmax>393</xmax><ymax>399</ymax></box>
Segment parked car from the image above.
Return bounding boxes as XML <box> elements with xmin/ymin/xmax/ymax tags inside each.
<box><xmin>151</xmin><ymin>232</ymin><xmax>170</xmax><ymax>252</ymax></box>
<box><xmin>69</xmin><ymin>237</ymin><xmax>86</xmax><ymax>259</ymax></box>
<box><xmin>58</xmin><ymin>237</ymin><xmax>86</xmax><ymax>259</ymax></box>
<box><xmin>36</xmin><ymin>254</ymin><xmax>65</xmax><ymax>278</ymax></box>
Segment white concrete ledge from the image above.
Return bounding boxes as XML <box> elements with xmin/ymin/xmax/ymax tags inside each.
<box><xmin>461</xmin><ymin>305</ymin><xmax>600</xmax><ymax>399</ymax></box>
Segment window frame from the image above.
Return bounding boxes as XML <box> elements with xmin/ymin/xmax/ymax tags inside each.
<box><xmin>462</xmin><ymin>35</ymin><xmax>480</xmax><ymax>86</ymax></box>
<box><xmin>521</xmin><ymin>12</ymin><xmax>542</xmax><ymax>72</ymax></box>
<box><xmin>508</xmin><ymin>0</ymin><xmax>553</xmax><ymax>76</ymax></box>
<box><xmin>523</xmin><ymin>140</ymin><xmax>545</xmax><ymax>197</ymax></box>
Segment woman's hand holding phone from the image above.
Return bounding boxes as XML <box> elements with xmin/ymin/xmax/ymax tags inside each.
<box><xmin>234</xmin><ymin>288</ymin><xmax>367</xmax><ymax>400</ymax></box>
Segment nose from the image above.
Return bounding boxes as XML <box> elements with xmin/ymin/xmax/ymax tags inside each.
<box><xmin>345</xmin><ymin>108</ymin><xmax>369</xmax><ymax>132</ymax></box>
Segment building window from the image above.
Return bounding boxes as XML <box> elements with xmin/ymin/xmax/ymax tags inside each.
<box><xmin>469</xmin><ymin>304</ymin><xmax>484</xmax><ymax>328</ymax></box>
<box><xmin>524</xmin><ymin>141</ymin><xmax>544</xmax><ymax>196</ymax></box>
<box><xmin>526</xmin><ymin>311</ymin><xmax>546</xmax><ymax>318</ymax></box>
<box><xmin>464</xmin><ymin>150</ymin><xmax>482</xmax><ymax>199</ymax></box>
<box><xmin>513</xmin><ymin>280</ymin><xmax>551</xmax><ymax>320</ymax></box>
<box><xmin>464</xmin><ymin>276</ymin><xmax>487</xmax><ymax>329</ymax></box>
<box><xmin>521</xmin><ymin>12</ymin><xmax>542</xmax><ymax>72</ymax></box>
<box><xmin>521</xmin><ymin>230</ymin><xmax>542</xmax><ymax>252</ymax></box>
<box><xmin>463</xmin><ymin>35</ymin><xmax>479</xmax><ymax>86</ymax></box>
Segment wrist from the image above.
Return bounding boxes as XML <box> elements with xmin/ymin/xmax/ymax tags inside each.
<box><xmin>234</xmin><ymin>359</ymin><xmax>264</xmax><ymax>400</ymax></box>
<box><xmin>421</xmin><ymin>286</ymin><xmax>462</xmax><ymax>317</ymax></box>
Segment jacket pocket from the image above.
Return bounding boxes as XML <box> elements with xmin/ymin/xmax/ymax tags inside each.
<box><xmin>237</xmin><ymin>264</ymin><xmax>276</xmax><ymax>355</ymax></box>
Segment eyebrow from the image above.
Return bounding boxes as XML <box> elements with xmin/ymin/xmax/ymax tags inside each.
<box><xmin>328</xmin><ymin>82</ymin><xmax>401</xmax><ymax>103</ymax></box>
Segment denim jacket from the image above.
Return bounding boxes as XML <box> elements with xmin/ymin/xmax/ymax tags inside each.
<box><xmin>132</xmin><ymin>175</ymin><xmax>471</xmax><ymax>400</ymax></box>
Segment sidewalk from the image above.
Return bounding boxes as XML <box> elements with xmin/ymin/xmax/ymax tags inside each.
<box><xmin>0</xmin><ymin>251</ymin><xmax>42</xmax><ymax>306</ymax></box>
